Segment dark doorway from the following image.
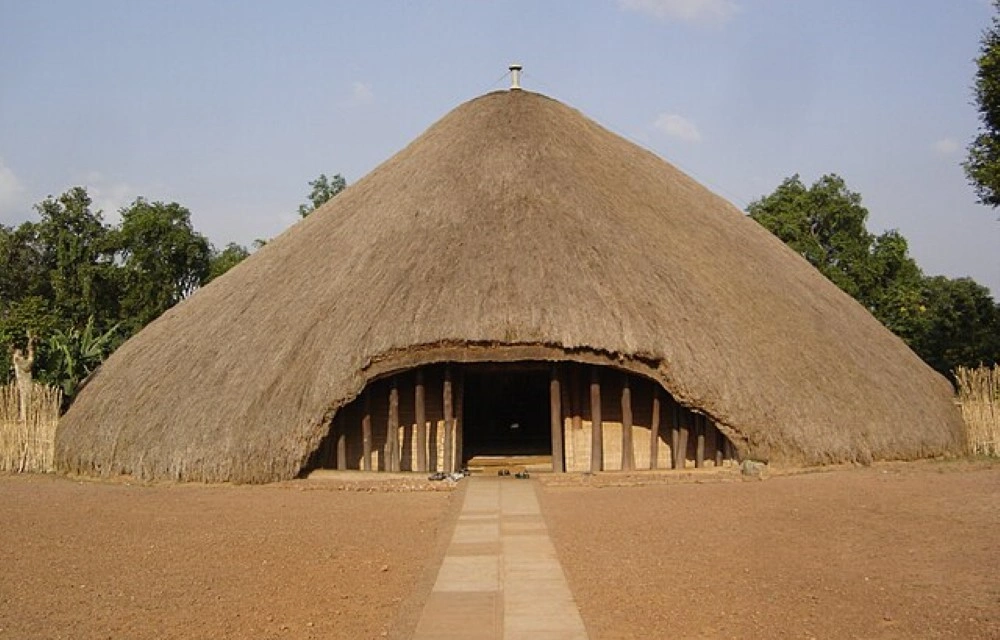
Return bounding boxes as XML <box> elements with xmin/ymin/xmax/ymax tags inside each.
<box><xmin>462</xmin><ymin>366</ymin><xmax>551</xmax><ymax>459</ymax></box>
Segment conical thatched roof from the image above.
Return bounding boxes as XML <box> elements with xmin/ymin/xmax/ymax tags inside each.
<box><xmin>56</xmin><ymin>89</ymin><xmax>963</xmax><ymax>482</ymax></box>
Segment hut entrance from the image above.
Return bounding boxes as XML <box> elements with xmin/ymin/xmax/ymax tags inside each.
<box><xmin>462</xmin><ymin>365</ymin><xmax>551</xmax><ymax>459</ymax></box>
<box><xmin>302</xmin><ymin>360</ymin><xmax>739</xmax><ymax>476</ymax></box>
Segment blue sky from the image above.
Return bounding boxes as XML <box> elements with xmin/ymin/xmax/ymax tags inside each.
<box><xmin>1</xmin><ymin>0</ymin><xmax>998</xmax><ymax>294</ymax></box>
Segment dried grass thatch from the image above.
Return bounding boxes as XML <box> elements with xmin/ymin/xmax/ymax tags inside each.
<box><xmin>955</xmin><ymin>365</ymin><xmax>999</xmax><ymax>456</ymax></box>
<box><xmin>1</xmin><ymin>382</ymin><xmax>62</xmax><ymax>473</ymax></box>
<box><xmin>55</xmin><ymin>89</ymin><xmax>964</xmax><ymax>482</ymax></box>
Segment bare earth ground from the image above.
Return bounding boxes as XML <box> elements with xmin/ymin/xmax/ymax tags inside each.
<box><xmin>539</xmin><ymin>461</ymin><xmax>1000</xmax><ymax>639</ymax></box>
<box><xmin>1</xmin><ymin>463</ymin><xmax>998</xmax><ymax>639</ymax></box>
<box><xmin>0</xmin><ymin>474</ymin><xmax>456</xmax><ymax>639</ymax></box>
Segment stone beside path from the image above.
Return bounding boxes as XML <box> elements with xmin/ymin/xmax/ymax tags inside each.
<box><xmin>413</xmin><ymin>476</ymin><xmax>589</xmax><ymax>640</ymax></box>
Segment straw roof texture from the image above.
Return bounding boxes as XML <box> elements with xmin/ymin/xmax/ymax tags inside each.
<box><xmin>55</xmin><ymin>90</ymin><xmax>964</xmax><ymax>482</ymax></box>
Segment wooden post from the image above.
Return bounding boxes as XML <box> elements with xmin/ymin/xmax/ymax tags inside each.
<box><xmin>560</xmin><ymin>368</ymin><xmax>572</xmax><ymax>472</ymax></box>
<box><xmin>677</xmin><ymin>406</ymin><xmax>690</xmax><ymax>470</ymax></box>
<box><xmin>669</xmin><ymin>397</ymin><xmax>680</xmax><ymax>469</ymax></box>
<box><xmin>414</xmin><ymin>370</ymin><xmax>427</xmax><ymax>473</ymax></box>
<box><xmin>713</xmin><ymin>419</ymin><xmax>724</xmax><ymax>467</ymax></box>
<box><xmin>590</xmin><ymin>367</ymin><xmax>603</xmax><ymax>473</ymax></box>
<box><xmin>455</xmin><ymin>371</ymin><xmax>464</xmax><ymax>471</ymax></box>
<box><xmin>620</xmin><ymin>374</ymin><xmax>634</xmax><ymax>471</ymax></box>
<box><xmin>695</xmin><ymin>413</ymin><xmax>705</xmax><ymax>469</ymax></box>
<box><xmin>335</xmin><ymin>411</ymin><xmax>347</xmax><ymax>470</ymax></box>
<box><xmin>570</xmin><ymin>366</ymin><xmax>582</xmax><ymax>433</ymax></box>
<box><xmin>443</xmin><ymin>366</ymin><xmax>454</xmax><ymax>474</ymax></box>
<box><xmin>387</xmin><ymin>379</ymin><xmax>400</xmax><ymax>473</ymax></box>
<box><xmin>550</xmin><ymin>365</ymin><xmax>565</xmax><ymax>473</ymax></box>
<box><xmin>362</xmin><ymin>389</ymin><xmax>373</xmax><ymax>472</ymax></box>
<box><xmin>723</xmin><ymin>435</ymin><xmax>734</xmax><ymax>463</ymax></box>
<box><xmin>649</xmin><ymin>388</ymin><xmax>661</xmax><ymax>470</ymax></box>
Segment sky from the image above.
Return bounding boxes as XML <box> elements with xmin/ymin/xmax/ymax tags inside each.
<box><xmin>1</xmin><ymin>0</ymin><xmax>998</xmax><ymax>294</ymax></box>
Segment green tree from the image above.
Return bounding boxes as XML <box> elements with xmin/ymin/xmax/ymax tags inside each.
<box><xmin>966</xmin><ymin>1</ymin><xmax>1000</xmax><ymax>208</ymax></box>
<box><xmin>113</xmin><ymin>198</ymin><xmax>211</xmax><ymax>332</ymax></box>
<box><xmin>748</xmin><ymin>174</ymin><xmax>1000</xmax><ymax>376</ymax></box>
<box><xmin>33</xmin><ymin>187</ymin><xmax>117</xmax><ymax>328</ymax></box>
<box><xmin>747</xmin><ymin>174</ymin><xmax>923</xmax><ymax>317</ymax></box>
<box><xmin>1</xmin><ymin>188</ymin><xmax>117</xmax><ymax>385</ymax></box>
<box><xmin>911</xmin><ymin>277</ymin><xmax>1000</xmax><ymax>374</ymax></box>
<box><xmin>206</xmin><ymin>242</ymin><xmax>250</xmax><ymax>283</ymax></box>
<box><xmin>0</xmin><ymin>222</ymin><xmax>48</xmax><ymax>303</ymax></box>
<box><xmin>2</xmin><ymin>186</ymin><xmax>255</xmax><ymax>400</ymax></box>
<box><xmin>298</xmin><ymin>173</ymin><xmax>346</xmax><ymax>217</ymax></box>
<box><xmin>0</xmin><ymin>297</ymin><xmax>61</xmax><ymax>384</ymax></box>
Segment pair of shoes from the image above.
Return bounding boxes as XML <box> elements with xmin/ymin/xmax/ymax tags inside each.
<box><xmin>428</xmin><ymin>472</ymin><xmax>447</xmax><ymax>481</ymax></box>
<box><xmin>497</xmin><ymin>469</ymin><xmax>511</xmax><ymax>476</ymax></box>
<box><xmin>514</xmin><ymin>471</ymin><xmax>530</xmax><ymax>479</ymax></box>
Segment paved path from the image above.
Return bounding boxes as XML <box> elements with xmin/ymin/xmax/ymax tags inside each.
<box><xmin>413</xmin><ymin>476</ymin><xmax>589</xmax><ymax>640</ymax></box>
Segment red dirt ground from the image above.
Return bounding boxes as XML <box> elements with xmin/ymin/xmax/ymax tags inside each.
<box><xmin>1</xmin><ymin>462</ymin><xmax>997</xmax><ymax>639</ymax></box>
<box><xmin>0</xmin><ymin>475</ymin><xmax>455</xmax><ymax>639</ymax></box>
<box><xmin>539</xmin><ymin>461</ymin><xmax>1000</xmax><ymax>639</ymax></box>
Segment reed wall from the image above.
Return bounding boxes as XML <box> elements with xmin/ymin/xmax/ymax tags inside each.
<box><xmin>956</xmin><ymin>365</ymin><xmax>999</xmax><ymax>457</ymax></box>
<box><xmin>0</xmin><ymin>382</ymin><xmax>63</xmax><ymax>473</ymax></box>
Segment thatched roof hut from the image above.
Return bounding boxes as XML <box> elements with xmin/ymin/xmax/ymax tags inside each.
<box><xmin>55</xmin><ymin>89</ymin><xmax>964</xmax><ymax>483</ymax></box>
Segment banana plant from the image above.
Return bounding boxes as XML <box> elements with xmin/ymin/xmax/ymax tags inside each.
<box><xmin>47</xmin><ymin>317</ymin><xmax>120</xmax><ymax>399</ymax></box>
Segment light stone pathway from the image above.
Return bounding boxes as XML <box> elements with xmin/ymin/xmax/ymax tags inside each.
<box><xmin>413</xmin><ymin>476</ymin><xmax>589</xmax><ymax>640</ymax></box>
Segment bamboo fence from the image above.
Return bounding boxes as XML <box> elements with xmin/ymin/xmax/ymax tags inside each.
<box><xmin>0</xmin><ymin>382</ymin><xmax>63</xmax><ymax>473</ymax></box>
<box><xmin>955</xmin><ymin>365</ymin><xmax>999</xmax><ymax>457</ymax></box>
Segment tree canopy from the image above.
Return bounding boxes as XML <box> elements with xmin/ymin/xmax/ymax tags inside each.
<box><xmin>3</xmin><ymin>173</ymin><xmax>344</xmax><ymax>400</ymax></box>
<box><xmin>965</xmin><ymin>1</ymin><xmax>1000</xmax><ymax>208</ymax></box>
<box><xmin>206</xmin><ymin>243</ymin><xmax>251</xmax><ymax>284</ymax></box>
<box><xmin>114</xmin><ymin>198</ymin><xmax>212</xmax><ymax>332</ymax></box>
<box><xmin>297</xmin><ymin>173</ymin><xmax>346</xmax><ymax>217</ymax></box>
<box><xmin>1</xmin><ymin>188</ymin><xmax>235</xmax><ymax>399</ymax></box>
<box><xmin>749</xmin><ymin>174</ymin><xmax>1000</xmax><ymax>376</ymax></box>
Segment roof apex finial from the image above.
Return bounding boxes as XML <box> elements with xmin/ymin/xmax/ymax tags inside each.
<box><xmin>509</xmin><ymin>63</ymin><xmax>523</xmax><ymax>91</ymax></box>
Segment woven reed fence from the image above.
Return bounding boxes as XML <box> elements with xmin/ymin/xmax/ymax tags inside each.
<box><xmin>0</xmin><ymin>382</ymin><xmax>63</xmax><ymax>473</ymax></box>
<box><xmin>955</xmin><ymin>365</ymin><xmax>999</xmax><ymax>457</ymax></box>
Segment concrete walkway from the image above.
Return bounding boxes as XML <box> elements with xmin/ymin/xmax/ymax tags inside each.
<box><xmin>413</xmin><ymin>476</ymin><xmax>589</xmax><ymax>640</ymax></box>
